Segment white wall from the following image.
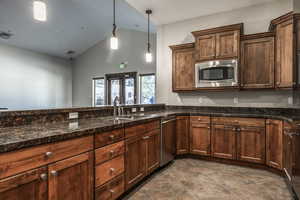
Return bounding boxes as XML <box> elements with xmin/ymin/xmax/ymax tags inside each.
<box><xmin>156</xmin><ymin>0</ymin><xmax>298</xmax><ymax>108</ymax></box>
<box><xmin>72</xmin><ymin>29</ymin><xmax>156</xmax><ymax>107</ymax></box>
<box><xmin>0</xmin><ymin>43</ymin><xmax>72</xmax><ymax>110</ymax></box>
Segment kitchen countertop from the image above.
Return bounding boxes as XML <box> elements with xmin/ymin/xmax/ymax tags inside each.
<box><xmin>1</xmin><ymin>109</ymin><xmax>300</xmax><ymax>154</ymax></box>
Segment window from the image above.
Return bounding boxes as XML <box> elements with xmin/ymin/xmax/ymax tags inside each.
<box><xmin>140</xmin><ymin>74</ymin><xmax>155</xmax><ymax>104</ymax></box>
<box><xmin>106</xmin><ymin>72</ymin><xmax>137</xmax><ymax>105</ymax></box>
<box><xmin>93</xmin><ymin>78</ymin><xmax>105</xmax><ymax>106</ymax></box>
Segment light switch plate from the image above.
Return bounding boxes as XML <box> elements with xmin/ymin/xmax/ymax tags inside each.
<box><xmin>69</xmin><ymin>121</ymin><xmax>79</xmax><ymax>129</ymax></box>
<box><xmin>288</xmin><ymin>97</ymin><xmax>293</xmax><ymax>105</ymax></box>
<box><xmin>234</xmin><ymin>97</ymin><xmax>238</xmax><ymax>104</ymax></box>
<box><xmin>132</xmin><ymin>108</ymin><xmax>137</xmax><ymax>113</ymax></box>
<box><xmin>69</xmin><ymin>112</ymin><xmax>79</xmax><ymax>119</ymax></box>
<box><xmin>140</xmin><ymin>107</ymin><xmax>144</xmax><ymax>112</ymax></box>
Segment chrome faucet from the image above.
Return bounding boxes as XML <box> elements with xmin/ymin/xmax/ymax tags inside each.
<box><xmin>113</xmin><ymin>96</ymin><xmax>120</xmax><ymax>117</ymax></box>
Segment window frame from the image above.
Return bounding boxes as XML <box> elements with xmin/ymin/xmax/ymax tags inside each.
<box><xmin>139</xmin><ymin>73</ymin><xmax>156</xmax><ymax>104</ymax></box>
<box><xmin>92</xmin><ymin>77</ymin><xmax>105</xmax><ymax>106</ymax></box>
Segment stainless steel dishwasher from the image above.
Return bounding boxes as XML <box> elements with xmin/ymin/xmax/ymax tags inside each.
<box><xmin>160</xmin><ymin>116</ymin><xmax>176</xmax><ymax>167</ymax></box>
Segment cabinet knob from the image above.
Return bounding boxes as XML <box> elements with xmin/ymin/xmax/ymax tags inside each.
<box><xmin>51</xmin><ymin>170</ymin><xmax>58</xmax><ymax>176</ymax></box>
<box><xmin>110</xmin><ymin>190</ymin><xmax>115</xmax><ymax>194</ymax></box>
<box><xmin>40</xmin><ymin>173</ymin><xmax>48</xmax><ymax>181</ymax></box>
<box><xmin>109</xmin><ymin>150</ymin><xmax>115</xmax><ymax>157</ymax></box>
<box><xmin>110</xmin><ymin>168</ymin><xmax>115</xmax><ymax>175</ymax></box>
<box><xmin>207</xmin><ymin>127</ymin><xmax>210</xmax><ymax>129</ymax></box>
<box><xmin>143</xmin><ymin>136</ymin><xmax>150</xmax><ymax>140</ymax></box>
<box><xmin>45</xmin><ymin>152</ymin><xmax>53</xmax><ymax>158</ymax></box>
<box><xmin>198</xmin><ymin>118</ymin><xmax>202</xmax><ymax>121</ymax></box>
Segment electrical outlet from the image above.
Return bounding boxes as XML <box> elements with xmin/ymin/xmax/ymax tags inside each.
<box><xmin>69</xmin><ymin>112</ymin><xmax>78</xmax><ymax>119</ymax></box>
<box><xmin>69</xmin><ymin>121</ymin><xmax>79</xmax><ymax>129</ymax></box>
<box><xmin>288</xmin><ymin>97</ymin><xmax>293</xmax><ymax>105</ymax></box>
<box><xmin>132</xmin><ymin>108</ymin><xmax>137</xmax><ymax>113</ymax></box>
<box><xmin>234</xmin><ymin>97</ymin><xmax>238</xmax><ymax>104</ymax></box>
<box><xmin>198</xmin><ymin>97</ymin><xmax>203</xmax><ymax>104</ymax></box>
<box><xmin>140</xmin><ymin>107</ymin><xmax>144</xmax><ymax>112</ymax></box>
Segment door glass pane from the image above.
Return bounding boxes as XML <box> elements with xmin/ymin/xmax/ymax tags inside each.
<box><xmin>111</xmin><ymin>79</ymin><xmax>120</xmax><ymax>105</ymax></box>
<box><xmin>94</xmin><ymin>79</ymin><xmax>105</xmax><ymax>106</ymax></box>
<box><xmin>125</xmin><ymin>78</ymin><xmax>135</xmax><ymax>105</ymax></box>
<box><xmin>140</xmin><ymin>75</ymin><xmax>155</xmax><ymax>104</ymax></box>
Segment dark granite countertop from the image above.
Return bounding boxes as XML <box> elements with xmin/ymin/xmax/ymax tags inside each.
<box><xmin>1</xmin><ymin>109</ymin><xmax>300</xmax><ymax>154</ymax></box>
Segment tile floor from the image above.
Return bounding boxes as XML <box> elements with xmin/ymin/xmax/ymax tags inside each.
<box><xmin>123</xmin><ymin>159</ymin><xmax>293</xmax><ymax>200</ymax></box>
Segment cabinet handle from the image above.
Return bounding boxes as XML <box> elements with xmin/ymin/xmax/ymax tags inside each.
<box><xmin>143</xmin><ymin>136</ymin><xmax>150</xmax><ymax>140</ymax></box>
<box><xmin>110</xmin><ymin>190</ymin><xmax>115</xmax><ymax>194</ymax></box>
<box><xmin>207</xmin><ymin>127</ymin><xmax>210</xmax><ymax>129</ymax></box>
<box><xmin>40</xmin><ymin>173</ymin><xmax>48</xmax><ymax>181</ymax></box>
<box><xmin>110</xmin><ymin>150</ymin><xmax>115</xmax><ymax>157</ymax></box>
<box><xmin>51</xmin><ymin>170</ymin><xmax>58</xmax><ymax>176</ymax></box>
<box><xmin>109</xmin><ymin>135</ymin><xmax>115</xmax><ymax>140</ymax></box>
<box><xmin>198</xmin><ymin>118</ymin><xmax>202</xmax><ymax>121</ymax></box>
<box><xmin>236</xmin><ymin>128</ymin><xmax>241</xmax><ymax>132</ymax></box>
<box><xmin>45</xmin><ymin>151</ymin><xmax>53</xmax><ymax>158</ymax></box>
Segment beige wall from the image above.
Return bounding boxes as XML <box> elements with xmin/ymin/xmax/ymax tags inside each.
<box><xmin>156</xmin><ymin>0</ymin><xmax>298</xmax><ymax>108</ymax></box>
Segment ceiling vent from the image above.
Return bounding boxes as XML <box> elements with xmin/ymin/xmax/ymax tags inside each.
<box><xmin>0</xmin><ymin>31</ymin><xmax>13</xmax><ymax>39</ymax></box>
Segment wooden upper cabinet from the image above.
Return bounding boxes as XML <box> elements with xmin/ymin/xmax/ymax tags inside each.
<box><xmin>241</xmin><ymin>33</ymin><xmax>275</xmax><ymax>89</ymax></box>
<box><xmin>266</xmin><ymin>119</ymin><xmax>283</xmax><ymax>170</ymax></box>
<box><xmin>195</xmin><ymin>34</ymin><xmax>216</xmax><ymax>61</ymax></box>
<box><xmin>0</xmin><ymin>167</ymin><xmax>47</xmax><ymax>200</ymax></box>
<box><xmin>170</xmin><ymin>43</ymin><xmax>195</xmax><ymax>91</ymax></box>
<box><xmin>192</xmin><ymin>23</ymin><xmax>243</xmax><ymax>62</ymax></box>
<box><xmin>275</xmin><ymin>19</ymin><xmax>295</xmax><ymax>88</ymax></box>
<box><xmin>237</xmin><ymin>125</ymin><xmax>266</xmax><ymax>164</ymax></box>
<box><xmin>190</xmin><ymin>116</ymin><xmax>211</xmax><ymax>156</ymax></box>
<box><xmin>216</xmin><ymin>30</ymin><xmax>239</xmax><ymax>59</ymax></box>
<box><xmin>48</xmin><ymin>152</ymin><xmax>94</xmax><ymax>200</ymax></box>
<box><xmin>176</xmin><ymin>116</ymin><xmax>190</xmax><ymax>155</ymax></box>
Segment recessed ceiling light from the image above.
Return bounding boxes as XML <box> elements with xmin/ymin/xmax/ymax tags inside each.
<box><xmin>0</xmin><ymin>31</ymin><xmax>13</xmax><ymax>40</ymax></box>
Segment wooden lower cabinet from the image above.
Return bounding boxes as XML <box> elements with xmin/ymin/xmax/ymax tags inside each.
<box><xmin>211</xmin><ymin>124</ymin><xmax>236</xmax><ymax>160</ymax></box>
<box><xmin>0</xmin><ymin>167</ymin><xmax>47</xmax><ymax>200</ymax></box>
<box><xmin>95</xmin><ymin>175</ymin><xmax>124</xmax><ymax>200</ymax></box>
<box><xmin>237</xmin><ymin>126</ymin><xmax>266</xmax><ymax>164</ymax></box>
<box><xmin>125</xmin><ymin>135</ymin><xmax>147</xmax><ymax>190</ymax></box>
<box><xmin>146</xmin><ymin>130</ymin><xmax>161</xmax><ymax>174</ymax></box>
<box><xmin>266</xmin><ymin>119</ymin><xmax>283</xmax><ymax>170</ymax></box>
<box><xmin>125</xmin><ymin>124</ymin><xmax>160</xmax><ymax>190</ymax></box>
<box><xmin>176</xmin><ymin>116</ymin><xmax>190</xmax><ymax>155</ymax></box>
<box><xmin>190</xmin><ymin>116</ymin><xmax>211</xmax><ymax>156</ymax></box>
<box><xmin>48</xmin><ymin>152</ymin><xmax>94</xmax><ymax>200</ymax></box>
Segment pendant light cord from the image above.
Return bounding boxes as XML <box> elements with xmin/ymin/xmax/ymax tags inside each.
<box><xmin>113</xmin><ymin>0</ymin><xmax>116</xmax><ymax>37</ymax></box>
<box><xmin>147</xmin><ymin>10</ymin><xmax>151</xmax><ymax>52</ymax></box>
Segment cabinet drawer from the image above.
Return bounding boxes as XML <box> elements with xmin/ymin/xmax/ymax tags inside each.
<box><xmin>95</xmin><ymin>129</ymin><xmax>124</xmax><ymax>148</ymax></box>
<box><xmin>95</xmin><ymin>141</ymin><xmax>125</xmax><ymax>165</ymax></box>
<box><xmin>0</xmin><ymin>136</ymin><xmax>93</xmax><ymax>179</ymax></box>
<box><xmin>95</xmin><ymin>175</ymin><xmax>124</xmax><ymax>200</ymax></box>
<box><xmin>212</xmin><ymin>117</ymin><xmax>265</xmax><ymax>127</ymax></box>
<box><xmin>190</xmin><ymin>116</ymin><xmax>210</xmax><ymax>124</ymax></box>
<box><xmin>125</xmin><ymin>120</ymin><xmax>160</xmax><ymax>139</ymax></box>
<box><xmin>95</xmin><ymin>155</ymin><xmax>124</xmax><ymax>187</ymax></box>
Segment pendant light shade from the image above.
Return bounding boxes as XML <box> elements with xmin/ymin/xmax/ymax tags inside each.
<box><xmin>33</xmin><ymin>0</ymin><xmax>47</xmax><ymax>21</ymax></box>
<box><xmin>145</xmin><ymin>9</ymin><xmax>152</xmax><ymax>63</ymax></box>
<box><xmin>110</xmin><ymin>0</ymin><xmax>118</xmax><ymax>50</ymax></box>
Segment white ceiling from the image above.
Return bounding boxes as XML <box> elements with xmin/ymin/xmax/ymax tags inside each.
<box><xmin>126</xmin><ymin>0</ymin><xmax>276</xmax><ymax>25</ymax></box>
<box><xmin>0</xmin><ymin>0</ymin><xmax>155</xmax><ymax>58</ymax></box>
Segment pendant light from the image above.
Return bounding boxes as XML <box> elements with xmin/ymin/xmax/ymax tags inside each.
<box><xmin>110</xmin><ymin>0</ymin><xmax>118</xmax><ymax>50</ymax></box>
<box><xmin>145</xmin><ymin>9</ymin><xmax>153</xmax><ymax>63</ymax></box>
<box><xmin>33</xmin><ymin>0</ymin><xmax>47</xmax><ymax>22</ymax></box>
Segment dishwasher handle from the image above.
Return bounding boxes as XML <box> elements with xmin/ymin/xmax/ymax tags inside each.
<box><xmin>161</xmin><ymin>118</ymin><xmax>176</xmax><ymax>125</ymax></box>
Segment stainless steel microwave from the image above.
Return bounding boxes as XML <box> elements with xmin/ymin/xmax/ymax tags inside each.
<box><xmin>195</xmin><ymin>59</ymin><xmax>238</xmax><ymax>88</ymax></box>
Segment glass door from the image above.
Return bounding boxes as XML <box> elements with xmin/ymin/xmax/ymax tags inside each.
<box><xmin>106</xmin><ymin>72</ymin><xmax>137</xmax><ymax>105</ymax></box>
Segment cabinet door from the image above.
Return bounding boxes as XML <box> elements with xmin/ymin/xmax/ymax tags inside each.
<box><xmin>266</xmin><ymin>119</ymin><xmax>283</xmax><ymax>170</ymax></box>
<box><xmin>176</xmin><ymin>116</ymin><xmax>190</xmax><ymax>155</ymax></box>
<box><xmin>145</xmin><ymin>129</ymin><xmax>161</xmax><ymax>174</ymax></box>
<box><xmin>173</xmin><ymin>48</ymin><xmax>195</xmax><ymax>91</ymax></box>
<box><xmin>48</xmin><ymin>152</ymin><xmax>94</xmax><ymax>200</ymax></box>
<box><xmin>212</xmin><ymin>124</ymin><xmax>236</xmax><ymax>160</ymax></box>
<box><xmin>276</xmin><ymin>19</ymin><xmax>295</xmax><ymax>88</ymax></box>
<box><xmin>0</xmin><ymin>167</ymin><xmax>47</xmax><ymax>200</ymax></box>
<box><xmin>237</xmin><ymin>126</ymin><xmax>266</xmax><ymax>164</ymax></box>
<box><xmin>216</xmin><ymin>31</ymin><xmax>239</xmax><ymax>59</ymax></box>
<box><xmin>195</xmin><ymin>34</ymin><xmax>216</xmax><ymax>61</ymax></box>
<box><xmin>190</xmin><ymin>122</ymin><xmax>211</xmax><ymax>156</ymax></box>
<box><xmin>241</xmin><ymin>37</ymin><xmax>275</xmax><ymax>88</ymax></box>
<box><xmin>125</xmin><ymin>136</ymin><xmax>147</xmax><ymax>190</ymax></box>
